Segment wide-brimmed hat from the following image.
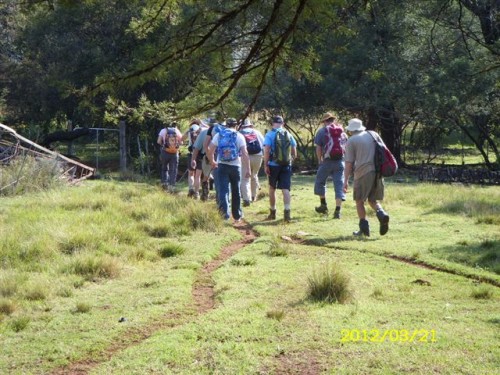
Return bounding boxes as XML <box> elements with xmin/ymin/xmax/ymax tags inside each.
<box><xmin>346</xmin><ymin>118</ymin><xmax>366</xmax><ymax>132</ymax></box>
<box><xmin>320</xmin><ymin>112</ymin><xmax>336</xmax><ymax>123</ymax></box>
<box><xmin>271</xmin><ymin>115</ymin><xmax>284</xmax><ymax>124</ymax></box>
<box><xmin>241</xmin><ymin>118</ymin><xmax>253</xmax><ymax>127</ymax></box>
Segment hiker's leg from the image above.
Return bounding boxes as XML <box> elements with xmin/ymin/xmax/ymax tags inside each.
<box><xmin>229</xmin><ymin>165</ymin><xmax>242</xmax><ymax>220</ymax></box>
<box><xmin>167</xmin><ymin>153</ymin><xmax>179</xmax><ymax>187</ymax></box>
<box><xmin>332</xmin><ymin>160</ymin><xmax>345</xmax><ymax>217</ymax></box>
<box><xmin>193</xmin><ymin>169</ymin><xmax>202</xmax><ymax>193</ymax></box>
<box><xmin>250</xmin><ymin>154</ymin><xmax>263</xmax><ymax>200</ymax></box>
<box><xmin>160</xmin><ymin>151</ymin><xmax>168</xmax><ymax>185</ymax></box>
<box><xmin>240</xmin><ymin>157</ymin><xmax>251</xmax><ymax>202</ymax></box>
<box><xmin>217</xmin><ymin>164</ymin><xmax>230</xmax><ymax>219</ymax></box>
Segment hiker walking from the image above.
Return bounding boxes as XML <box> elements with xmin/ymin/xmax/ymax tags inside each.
<box><xmin>239</xmin><ymin>118</ymin><xmax>264</xmax><ymax>206</ymax></box>
<box><xmin>191</xmin><ymin>124</ymin><xmax>211</xmax><ymax>201</ymax></box>
<box><xmin>263</xmin><ymin>115</ymin><xmax>297</xmax><ymax>222</ymax></box>
<box><xmin>207</xmin><ymin>118</ymin><xmax>251</xmax><ymax>221</ymax></box>
<box><xmin>183</xmin><ymin>122</ymin><xmax>202</xmax><ymax>198</ymax></box>
<box><xmin>157</xmin><ymin>121</ymin><xmax>183</xmax><ymax>193</ymax></box>
<box><xmin>343</xmin><ymin>118</ymin><xmax>390</xmax><ymax>236</ymax></box>
<box><xmin>314</xmin><ymin>112</ymin><xmax>348</xmax><ymax>219</ymax></box>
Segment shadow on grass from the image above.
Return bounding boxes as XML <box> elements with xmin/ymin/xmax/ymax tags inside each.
<box><xmin>432</xmin><ymin>239</ymin><xmax>500</xmax><ymax>275</ymax></box>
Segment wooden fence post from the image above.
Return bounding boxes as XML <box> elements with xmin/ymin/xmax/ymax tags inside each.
<box><xmin>119</xmin><ymin>120</ymin><xmax>127</xmax><ymax>173</ymax></box>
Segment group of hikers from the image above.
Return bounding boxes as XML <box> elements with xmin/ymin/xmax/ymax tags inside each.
<box><xmin>157</xmin><ymin>112</ymin><xmax>390</xmax><ymax>237</ymax></box>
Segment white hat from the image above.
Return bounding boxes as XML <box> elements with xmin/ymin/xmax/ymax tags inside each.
<box><xmin>241</xmin><ymin>118</ymin><xmax>253</xmax><ymax>127</ymax></box>
<box><xmin>189</xmin><ymin>124</ymin><xmax>200</xmax><ymax>132</ymax></box>
<box><xmin>346</xmin><ymin>118</ymin><xmax>366</xmax><ymax>132</ymax></box>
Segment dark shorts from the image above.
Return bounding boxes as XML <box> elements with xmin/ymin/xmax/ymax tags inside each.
<box><xmin>187</xmin><ymin>153</ymin><xmax>203</xmax><ymax>171</ymax></box>
<box><xmin>268</xmin><ymin>164</ymin><xmax>292</xmax><ymax>190</ymax></box>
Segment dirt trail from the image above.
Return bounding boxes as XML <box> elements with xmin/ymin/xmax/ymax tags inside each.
<box><xmin>51</xmin><ymin>221</ymin><xmax>257</xmax><ymax>375</ymax></box>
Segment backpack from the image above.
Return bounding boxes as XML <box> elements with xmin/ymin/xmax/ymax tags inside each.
<box><xmin>241</xmin><ymin>129</ymin><xmax>262</xmax><ymax>155</ymax></box>
<box><xmin>368</xmin><ymin>131</ymin><xmax>398</xmax><ymax>178</ymax></box>
<box><xmin>272</xmin><ymin>129</ymin><xmax>292</xmax><ymax>166</ymax></box>
<box><xmin>324</xmin><ymin>124</ymin><xmax>346</xmax><ymax>160</ymax></box>
<box><xmin>163</xmin><ymin>128</ymin><xmax>180</xmax><ymax>154</ymax></box>
<box><xmin>217</xmin><ymin>128</ymin><xmax>239</xmax><ymax>162</ymax></box>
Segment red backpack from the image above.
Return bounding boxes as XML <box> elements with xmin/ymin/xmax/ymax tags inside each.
<box><xmin>324</xmin><ymin>124</ymin><xmax>347</xmax><ymax>160</ymax></box>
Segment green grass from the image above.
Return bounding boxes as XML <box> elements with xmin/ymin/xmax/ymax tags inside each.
<box><xmin>0</xmin><ymin>176</ymin><xmax>498</xmax><ymax>374</ymax></box>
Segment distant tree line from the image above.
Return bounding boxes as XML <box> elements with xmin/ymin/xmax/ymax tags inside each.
<box><xmin>0</xmin><ymin>0</ymin><xmax>498</xmax><ymax>170</ymax></box>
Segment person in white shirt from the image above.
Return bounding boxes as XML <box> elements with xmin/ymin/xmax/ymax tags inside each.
<box><xmin>239</xmin><ymin>118</ymin><xmax>264</xmax><ymax>206</ymax></box>
<box><xmin>207</xmin><ymin>118</ymin><xmax>251</xmax><ymax>221</ymax></box>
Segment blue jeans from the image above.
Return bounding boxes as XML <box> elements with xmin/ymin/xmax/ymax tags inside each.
<box><xmin>160</xmin><ymin>151</ymin><xmax>179</xmax><ymax>186</ymax></box>
<box><xmin>217</xmin><ymin>163</ymin><xmax>242</xmax><ymax>220</ymax></box>
<box><xmin>314</xmin><ymin>158</ymin><xmax>345</xmax><ymax>200</ymax></box>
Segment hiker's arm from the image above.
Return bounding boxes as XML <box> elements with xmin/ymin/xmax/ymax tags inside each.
<box><xmin>207</xmin><ymin>142</ymin><xmax>217</xmax><ymax>168</ymax></box>
<box><xmin>203</xmin><ymin>135</ymin><xmax>212</xmax><ymax>154</ymax></box>
<box><xmin>291</xmin><ymin>146</ymin><xmax>297</xmax><ymax>160</ymax></box>
<box><xmin>315</xmin><ymin>145</ymin><xmax>323</xmax><ymax>164</ymax></box>
<box><xmin>343</xmin><ymin>161</ymin><xmax>353</xmax><ymax>192</ymax></box>
<box><xmin>263</xmin><ymin>145</ymin><xmax>271</xmax><ymax>175</ymax></box>
<box><xmin>191</xmin><ymin>147</ymin><xmax>199</xmax><ymax>169</ymax></box>
<box><xmin>157</xmin><ymin>135</ymin><xmax>163</xmax><ymax>146</ymax></box>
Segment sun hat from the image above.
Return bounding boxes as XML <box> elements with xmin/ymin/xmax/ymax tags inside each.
<box><xmin>271</xmin><ymin>115</ymin><xmax>284</xmax><ymax>124</ymax></box>
<box><xmin>346</xmin><ymin>118</ymin><xmax>366</xmax><ymax>132</ymax></box>
<box><xmin>320</xmin><ymin>112</ymin><xmax>336</xmax><ymax>123</ymax></box>
<box><xmin>241</xmin><ymin>118</ymin><xmax>253</xmax><ymax>127</ymax></box>
<box><xmin>226</xmin><ymin>118</ymin><xmax>238</xmax><ymax>127</ymax></box>
<box><xmin>189</xmin><ymin>124</ymin><xmax>200</xmax><ymax>133</ymax></box>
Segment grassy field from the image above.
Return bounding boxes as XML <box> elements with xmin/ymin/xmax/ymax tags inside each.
<box><xmin>0</xmin><ymin>176</ymin><xmax>498</xmax><ymax>374</ymax></box>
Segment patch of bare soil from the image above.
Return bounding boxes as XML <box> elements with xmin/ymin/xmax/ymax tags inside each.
<box><xmin>51</xmin><ymin>221</ymin><xmax>257</xmax><ymax>374</ymax></box>
<box><xmin>270</xmin><ymin>350</ymin><xmax>329</xmax><ymax>375</ymax></box>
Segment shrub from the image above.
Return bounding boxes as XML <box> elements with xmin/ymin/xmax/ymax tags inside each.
<box><xmin>266</xmin><ymin>309</ymin><xmax>285</xmax><ymax>321</ymax></box>
<box><xmin>66</xmin><ymin>254</ymin><xmax>121</xmax><ymax>280</ymax></box>
<box><xmin>0</xmin><ymin>274</ymin><xmax>19</xmax><ymax>297</ymax></box>
<box><xmin>471</xmin><ymin>286</ymin><xmax>493</xmax><ymax>300</ymax></box>
<box><xmin>158</xmin><ymin>243</ymin><xmax>186</xmax><ymax>258</ymax></box>
<box><xmin>0</xmin><ymin>298</ymin><xmax>16</xmax><ymax>315</ymax></box>
<box><xmin>73</xmin><ymin>301</ymin><xmax>91</xmax><ymax>314</ymax></box>
<box><xmin>9</xmin><ymin>316</ymin><xmax>30</xmax><ymax>332</ymax></box>
<box><xmin>24</xmin><ymin>283</ymin><xmax>48</xmax><ymax>301</ymax></box>
<box><xmin>266</xmin><ymin>236</ymin><xmax>288</xmax><ymax>257</ymax></box>
<box><xmin>307</xmin><ymin>263</ymin><xmax>353</xmax><ymax>304</ymax></box>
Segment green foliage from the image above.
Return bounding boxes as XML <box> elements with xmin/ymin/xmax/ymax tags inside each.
<box><xmin>158</xmin><ymin>243</ymin><xmax>186</xmax><ymax>258</ymax></box>
<box><xmin>307</xmin><ymin>263</ymin><xmax>353</xmax><ymax>304</ymax></box>
<box><xmin>9</xmin><ymin>316</ymin><xmax>30</xmax><ymax>333</ymax></box>
<box><xmin>0</xmin><ymin>156</ymin><xmax>65</xmax><ymax>196</ymax></box>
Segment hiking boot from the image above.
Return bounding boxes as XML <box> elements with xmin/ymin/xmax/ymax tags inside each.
<box><xmin>315</xmin><ymin>204</ymin><xmax>328</xmax><ymax>214</ymax></box>
<box><xmin>333</xmin><ymin>210</ymin><xmax>341</xmax><ymax>219</ymax></box>
<box><xmin>187</xmin><ymin>189</ymin><xmax>195</xmax><ymax>198</ymax></box>
<box><xmin>353</xmin><ymin>219</ymin><xmax>370</xmax><ymax>237</ymax></box>
<box><xmin>193</xmin><ymin>192</ymin><xmax>200</xmax><ymax>200</ymax></box>
<box><xmin>376</xmin><ymin>209</ymin><xmax>390</xmax><ymax>236</ymax></box>
<box><xmin>284</xmin><ymin>209</ymin><xmax>291</xmax><ymax>223</ymax></box>
<box><xmin>243</xmin><ymin>200</ymin><xmax>251</xmax><ymax>207</ymax></box>
<box><xmin>266</xmin><ymin>209</ymin><xmax>276</xmax><ymax>220</ymax></box>
<box><xmin>201</xmin><ymin>181</ymin><xmax>209</xmax><ymax>201</ymax></box>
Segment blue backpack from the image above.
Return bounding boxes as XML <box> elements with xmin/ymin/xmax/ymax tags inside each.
<box><xmin>217</xmin><ymin>128</ymin><xmax>239</xmax><ymax>162</ymax></box>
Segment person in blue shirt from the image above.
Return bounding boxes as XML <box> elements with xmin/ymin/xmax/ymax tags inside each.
<box><xmin>263</xmin><ymin>115</ymin><xmax>297</xmax><ymax>222</ymax></box>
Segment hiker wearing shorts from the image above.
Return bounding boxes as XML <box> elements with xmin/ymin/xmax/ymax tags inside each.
<box><xmin>183</xmin><ymin>122</ymin><xmax>202</xmax><ymax>198</ymax></box>
<box><xmin>314</xmin><ymin>112</ymin><xmax>347</xmax><ymax>219</ymax></box>
<box><xmin>263</xmin><ymin>115</ymin><xmax>297</xmax><ymax>223</ymax></box>
<box><xmin>191</xmin><ymin>124</ymin><xmax>211</xmax><ymax>201</ymax></box>
<box><xmin>343</xmin><ymin>118</ymin><xmax>390</xmax><ymax>236</ymax></box>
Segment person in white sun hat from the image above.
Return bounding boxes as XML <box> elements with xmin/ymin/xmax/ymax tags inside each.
<box><xmin>343</xmin><ymin>118</ymin><xmax>390</xmax><ymax>237</ymax></box>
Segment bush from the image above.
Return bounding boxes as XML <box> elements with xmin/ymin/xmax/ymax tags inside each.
<box><xmin>158</xmin><ymin>243</ymin><xmax>186</xmax><ymax>258</ymax></box>
<box><xmin>0</xmin><ymin>298</ymin><xmax>16</xmax><ymax>315</ymax></box>
<box><xmin>66</xmin><ymin>254</ymin><xmax>121</xmax><ymax>280</ymax></box>
<box><xmin>471</xmin><ymin>286</ymin><xmax>493</xmax><ymax>300</ymax></box>
<box><xmin>307</xmin><ymin>263</ymin><xmax>353</xmax><ymax>304</ymax></box>
<box><xmin>9</xmin><ymin>316</ymin><xmax>30</xmax><ymax>332</ymax></box>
